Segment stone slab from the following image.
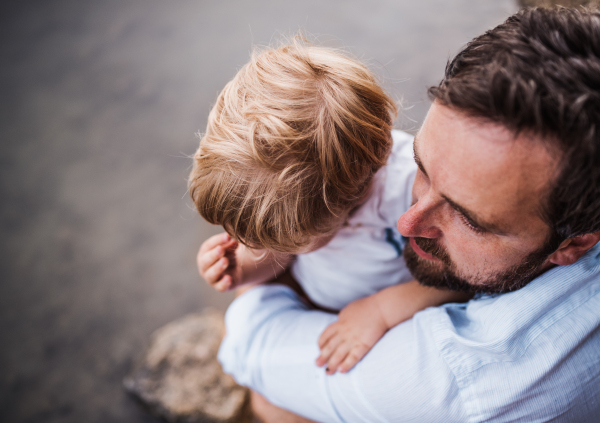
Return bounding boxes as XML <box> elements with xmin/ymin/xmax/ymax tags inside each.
<box><xmin>124</xmin><ymin>310</ymin><xmax>252</xmax><ymax>423</ymax></box>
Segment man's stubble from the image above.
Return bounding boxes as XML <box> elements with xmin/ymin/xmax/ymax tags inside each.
<box><xmin>404</xmin><ymin>237</ymin><xmax>557</xmax><ymax>295</ymax></box>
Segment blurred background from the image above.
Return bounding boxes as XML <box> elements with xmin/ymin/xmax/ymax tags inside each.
<box><xmin>0</xmin><ymin>0</ymin><xmax>517</xmax><ymax>421</ymax></box>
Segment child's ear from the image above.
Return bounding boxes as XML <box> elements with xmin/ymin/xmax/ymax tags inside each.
<box><xmin>548</xmin><ymin>231</ymin><xmax>600</xmax><ymax>266</ymax></box>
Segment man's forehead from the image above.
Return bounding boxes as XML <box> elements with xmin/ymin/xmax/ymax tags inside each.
<box><xmin>415</xmin><ymin>104</ymin><xmax>558</xmax><ymax>235</ymax></box>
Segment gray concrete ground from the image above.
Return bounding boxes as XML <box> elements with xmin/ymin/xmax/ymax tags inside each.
<box><xmin>0</xmin><ymin>1</ymin><xmax>516</xmax><ymax>422</ymax></box>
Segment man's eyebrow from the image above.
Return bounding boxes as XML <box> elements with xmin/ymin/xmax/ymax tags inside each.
<box><xmin>442</xmin><ymin>194</ymin><xmax>507</xmax><ymax>235</ymax></box>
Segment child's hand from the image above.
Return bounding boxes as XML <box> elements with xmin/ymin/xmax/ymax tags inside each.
<box><xmin>197</xmin><ymin>232</ymin><xmax>240</xmax><ymax>292</ymax></box>
<box><xmin>316</xmin><ymin>296</ymin><xmax>388</xmax><ymax>375</ymax></box>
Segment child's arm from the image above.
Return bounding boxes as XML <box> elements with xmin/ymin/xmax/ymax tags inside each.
<box><xmin>316</xmin><ymin>282</ymin><xmax>471</xmax><ymax>374</ymax></box>
<box><xmin>197</xmin><ymin>232</ymin><xmax>293</xmax><ymax>292</ymax></box>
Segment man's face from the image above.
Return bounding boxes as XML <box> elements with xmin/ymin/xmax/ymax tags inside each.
<box><xmin>398</xmin><ymin>103</ymin><xmax>560</xmax><ymax>294</ymax></box>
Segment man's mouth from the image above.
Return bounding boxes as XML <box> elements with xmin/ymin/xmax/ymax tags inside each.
<box><xmin>409</xmin><ymin>237</ymin><xmax>439</xmax><ymax>261</ymax></box>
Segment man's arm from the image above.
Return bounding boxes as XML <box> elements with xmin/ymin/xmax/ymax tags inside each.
<box><xmin>316</xmin><ymin>282</ymin><xmax>472</xmax><ymax>374</ymax></box>
<box><xmin>218</xmin><ymin>284</ymin><xmax>468</xmax><ymax>423</ymax></box>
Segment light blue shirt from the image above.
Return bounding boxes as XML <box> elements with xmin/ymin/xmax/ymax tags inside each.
<box><xmin>218</xmin><ymin>242</ymin><xmax>600</xmax><ymax>422</ymax></box>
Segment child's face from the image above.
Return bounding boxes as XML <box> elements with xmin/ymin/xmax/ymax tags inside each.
<box><xmin>295</xmin><ymin>179</ymin><xmax>376</xmax><ymax>255</ymax></box>
<box><xmin>299</xmin><ymin>231</ymin><xmax>338</xmax><ymax>254</ymax></box>
<box><xmin>295</xmin><ymin>213</ymin><xmax>350</xmax><ymax>254</ymax></box>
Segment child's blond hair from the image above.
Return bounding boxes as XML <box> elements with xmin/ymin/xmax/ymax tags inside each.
<box><xmin>189</xmin><ymin>39</ymin><xmax>397</xmax><ymax>253</ymax></box>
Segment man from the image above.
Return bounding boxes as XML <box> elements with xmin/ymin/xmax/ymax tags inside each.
<box><xmin>216</xmin><ymin>7</ymin><xmax>600</xmax><ymax>422</ymax></box>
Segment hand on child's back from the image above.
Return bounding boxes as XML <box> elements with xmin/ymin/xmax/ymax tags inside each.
<box><xmin>197</xmin><ymin>232</ymin><xmax>240</xmax><ymax>291</ymax></box>
<box><xmin>316</xmin><ymin>296</ymin><xmax>389</xmax><ymax>375</ymax></box>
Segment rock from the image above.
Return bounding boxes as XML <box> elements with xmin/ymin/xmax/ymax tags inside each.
<box><xmin>124</xmin><ymin>309</ymin><xmax>252</xmax><ymax>423</ymax></box>
<box><xmin>517</xmin><ymin>0</ymin><xmax>599</xmax><ymax>7</ymax></box>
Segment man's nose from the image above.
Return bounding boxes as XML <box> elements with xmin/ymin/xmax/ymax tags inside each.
<box><xmin>397</xmin><ymin>196</ymin><xmax>442</xmax><ymax>239</ymax></box>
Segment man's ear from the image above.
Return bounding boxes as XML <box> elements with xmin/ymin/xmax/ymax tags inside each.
<box><xmin>548</xmin><ymin>231</ymin><xmax>600</xmax><ymax>266</ymax></box>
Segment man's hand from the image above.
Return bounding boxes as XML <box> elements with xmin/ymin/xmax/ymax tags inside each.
<box><xmin>316</xmin><ymin>296</ymin><xmax>388</xmax><ymax>375</ymax></box>
<box><xmin>197</xmin><ymin>232</ymin><xmax>240</xmax><ymax>292</ymax></box>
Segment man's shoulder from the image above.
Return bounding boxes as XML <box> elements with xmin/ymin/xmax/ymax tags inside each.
<box><xmin>421</xmin><ymin>247</ymin><xmax>600</xmax><ymax>422</ymax></box>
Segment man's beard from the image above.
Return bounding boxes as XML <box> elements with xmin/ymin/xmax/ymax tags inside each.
<box><xmin>403</xmin><ymin>237</ymin><xmax>557</xmax><ymax>295</ymax></box>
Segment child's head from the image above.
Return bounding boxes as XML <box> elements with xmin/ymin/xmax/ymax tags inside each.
<box><xmin>189</xmin><ymin>39</ymin><xmax>397</xmax><ymax>253</ymax></box>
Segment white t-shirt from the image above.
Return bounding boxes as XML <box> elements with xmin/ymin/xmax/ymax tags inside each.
<box><xmin>291</xmin><ymin>130</ymin><xmax>417</xmax><ymax>310</ymax></box>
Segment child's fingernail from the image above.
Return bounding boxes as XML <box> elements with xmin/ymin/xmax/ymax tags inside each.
<box><xmin>220</xmin><ymin>258</ymin><xmax>227</xmax><ymax>267</ymax></box>
<box><xmin>223</xmin><ymin>233</ymin><xmax>230</xmax><ymax>241</ymax></box>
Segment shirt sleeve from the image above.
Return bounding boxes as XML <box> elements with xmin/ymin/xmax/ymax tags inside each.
<box><xmin>218</xmin><ymin>285</ymin><xmax>468</xmax><ymax>423</ymax></box>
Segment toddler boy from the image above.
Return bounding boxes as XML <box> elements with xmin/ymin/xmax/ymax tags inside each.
<box><xmin>189</xmin><ymin>40</ymin><xmax>468</xmax><ymax>374</ymax></box>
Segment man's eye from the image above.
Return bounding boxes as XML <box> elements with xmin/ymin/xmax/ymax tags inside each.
<box><xmin>460</xmin><ymin>213</ymin><xmax>485</xmax><ymax>234</ymax></box>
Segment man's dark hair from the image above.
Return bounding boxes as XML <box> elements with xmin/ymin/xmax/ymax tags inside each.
<box><xmin>429</xmin><ymin>7</ymin><xmax>600</xmax><ymax>244</ymax></box>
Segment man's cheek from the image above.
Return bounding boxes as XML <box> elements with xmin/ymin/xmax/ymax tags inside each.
<box><xmin>450</xmin><ymin>239</ymin><xmax>505</xmax><ymax>278</ymax></box>
<box><xmin>442</xmin><ymin>232</ymin><xmax>482</xmax><ymax>272</ymax></box>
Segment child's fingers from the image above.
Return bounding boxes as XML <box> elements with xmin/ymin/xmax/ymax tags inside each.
<box><xmin>316</xmin><ymin>334</ymin><xmax>343</xmax><ymax>367</ymax></box>
<box><xmin>315</xmin><ymin>354</ymin><xmax>327</xmax><ymax>367</ymax></box>
<box><xmin>318</xmin><ymin>323</ymin><xmax>339</xmax><ymax>349</ymax></box>
<box><xmin>223</xmin><ymin>239</ymin><xmax>239</xmax><ymax>252</ymax></box>
<box><xmin>198</xmin><ymin>245</ymin><xmax>225</xmax><ymax>274</ymax></box>
<box><xmin>325</xmin><ymin>343</ymin><xmax>351</xmax><ymax>375</ymax></box>
<box><xmin>203</xmin><ymin>257</ymin><xmax>229</xmax><ymax>285</ymax></box>
<box><xmin>199</xmin><ymin>232</ymin><xmax>231</xmax><ymax>254</ymax></box>
<box><xmin>214</xmin><ymin>274</ymin><xmax>232</xmax><ymax>292</ymax></box>
<box><xmin>337</xmin><ymin>344</ymin><xmax>369</xmax><ymax>373</ymax></box>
